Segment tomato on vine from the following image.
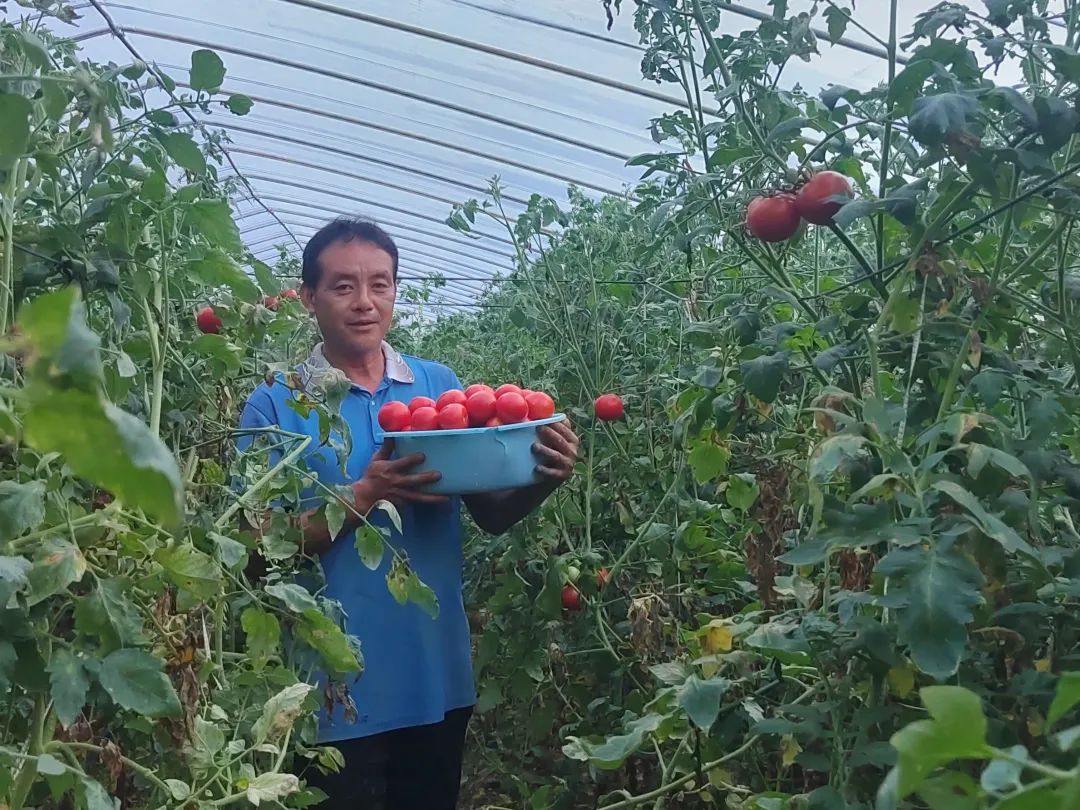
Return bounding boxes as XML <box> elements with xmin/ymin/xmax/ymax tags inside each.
<box><xmin>196</xmin><ymin>306</ymin><xmax>222</xmax><ymax>334</ymax></box>
<box><xmin>746</xmin><ymin>194</ymin><xmax>801</xmax><ymax>242</ymax></box>
<box><xmin>561</xmin><ymin>584</ymin><xmax>582</xmax><ymax>611</ymax></box>
<box><xmin>794</xmin><ymin>171</ymin><xmax>853</xmax><ymax>225</ymax></box>
<box><xmin>594</xmin><ymin>394</ymin><xmax>623</xmax><ymax>421</ymax></box>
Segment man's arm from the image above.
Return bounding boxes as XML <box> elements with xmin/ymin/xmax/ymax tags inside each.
<box><xmin>464</xmin><ymin>419</ymin><xmax>579</xmax><ymax>535</ymax></box>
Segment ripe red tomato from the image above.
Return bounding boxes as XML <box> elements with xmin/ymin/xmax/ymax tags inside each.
<box><xmin>594</xmin><ymin>393</ymin><xmax>623</xmax><ymax>422</ymax></box>
<box><xmin>437</xmin><ymin>403</ymin><xmax>468</xmax><ymax>430</ymax></box>
<box><xmin>466</xmin><ymin>390</ymin><xmax>497</xmax><ymax>426</ymax></box>
<box><xmin>525</xmin><ymin>391</ymin><xmax>555</xmax><ymax>420</ymax></box>
<box><xmin>263</xmin><ymin>295</ymin><xmax>279</xmax><ymax>311</ymax></box>
<box><xmin>596</xmin><ymin>567</ymin><xmax>610</xmax><ymax>588</ymax></box>
<box><xmin>795</xmin><ymin>170</ymin><xmax>853</xmax><ymax>225</ymax></box>
<box><xmin>465</xmin><ymin>383</ymin><xmax>494</xmax><ymax>398</ymax></box>
<box><xmin>411</xmin><ymin>406</ymin><xmax>439</xmax><ymax>432</ymax></box>
<box><xmin>485</xmin><ymin>417</ymin><xmax>502</xmax><ymax>428</ymax></box>
<box><xmin>282</xmin><ymin>288</ymin><xmax>299</xmax><ymax>300</ymax></box>
<box><xmin>496</xmin><ymin>392</ymin><xmax>528</xmax><ymax>423</ymax></box>
<box><xmin>409</xmin><ymin>396</ymin><xmax>436</xmax><ymax>413</ymax></box>
<box><xmin>561</xmin><ymin>584</ymin><xmax>582</xmax><ymax>611</ymax></box>
<box><xmin>521</xmin><ymin>388</ymin><xmax>536</xmax><ymax>398</ymax></box>
<box><xmin>746</xmin><ymin>194</ymin><xmax>801</xmax><ymax>242</ymax></box>
<box><xmin>495</xmin><ymin>383</ymin><xmax>522</xmax><ymax>399</ymax></box>
<box><xmin>377</xmin><ymin>401</ymin><xmax>410</xmax><ymax>432</ymax></box>
<box><xmin>436</xmin><ymin>389</ymin><xmax>468</xmax><ymax>410</ymax></box>
<box><xmin>196</xmin><ymin>306</ymin><xmax>222</xmax><ymax>334</ymax></box>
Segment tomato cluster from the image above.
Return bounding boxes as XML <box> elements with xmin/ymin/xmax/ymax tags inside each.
<box><xmin>377</xmin><ymin>383</ymin><xmax>557</xmax><ymax>433</ymax></box>
<box><xmin>745</xmin><ymin>170</ymin><xmax>853</xmax><ymax>243</ymax></box>
<box><xmin>195</xmin><ymin>289</ymin><xmax>300</xmax><ymax>334</ymax></box>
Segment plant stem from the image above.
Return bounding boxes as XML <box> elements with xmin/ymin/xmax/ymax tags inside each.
<box><xmin>875</xmin><ymin>0</ymin><xmax>899</xmax><ymax>274</ymax></box>
<box><xmin>9</xmin><ymin>696</ymin><xmax>46</xmax><ymax>810</ymax></box>
<box><xmin>0</xmin><ymin>159</ymin><xmax>22</xmax><ymax>339</ymax></box>
<box><xmin>214</xmin><ymin>435</ymin><xmax>312</xmax><ymax>528</ymax></box>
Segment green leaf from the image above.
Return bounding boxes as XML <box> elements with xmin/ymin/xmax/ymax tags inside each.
<box><xmin>74</xmin><ymin>579</ymin><xmax>146</xmax><ymax>648</ymax></box>
<box><xmin>823</xmin><ymin>5</ymin><xmax>850</xmax><ymax>43</ymax></box>
<box><xmin>241</xmin><ymin>607</ymin><xmax>280</xmax><ymax>670</ymax></box>
<box><xmin>930</xmin><ymin>480</ymin><xmax>1033</xmax><ymax>557</ymax></box>
<box><xmin>48</xmin><ymin>649</ymin><xmax>89</xmax><ymax>727</ymax></box>
<box><xmin>374</xmin><ymin>500</ymin><xmax>402</xmax><ymax>534</ymax></box>
<box><xmin>1049</xmin><ymin>672</ymin><xmax>1080</xmax><ymax>728</ymax></box>
<box><xmin>16</xmin><ymin>30</ymin><xmax>51</xmax><ymax>68</ymax></box>
<box><xmin>296</xmin><ymin>609</ymin><xmax>362</xmax><ymax>675</ymax></box>
<box><xmin>245</xmin><ymin>773</ymin><xmax>300</xmax><ymax>806</ymax></box>
<box><xmin>37</xmin><ymin>753</ymin><xmax>67</xmax><ymax>775</ymax></box>
<box><xmin>0</xmin><ymin>556</ymin><xmax>31</xmax><ymax>605</ymax></box>
<box><xmin>355</xmin><ymin>524</ymin><xmax>385</xmax><ymax>571</ymax></box>
<box><xmin>0</xmin><ymin>480</ymin><xmax>46</xmax><ymax>540</ymax></box>
<box><xmin>562</xmin><ymin>713</ymin><xmax>663</xmax><ymax>769</ymax></box>
<box><xmin>908</xmin><ymin>92</ymin><xmax>980</xmax><ymax>146</ymax></box>
<box><xmin>765</xmin><ymin>116</ymin><xmax>810</xmax><ymax>145</ymax></box>
<box><xmin>23</xmin><ymin>389</ymin><xmax>182</xmax><ymax>523</ymax></box>
<box><xmin>688</xmin><ymin>441</ymin><xmax>730</xmax><ymax>484</ymax></box>
<box><xmin>325</xmin><ymin>499</ymin><xmax>347</xmax><ymax>542</ymax></box>
<box><xmin>726</xmin><ymin>473</ymin><xmax>759</xmax><ymax>511</ymax></box>
<box><xmin>889</xmin><ymin>686</ymin><xmax>990</xmax><ymax>798</ymax></box>
<box><xmin>809</xmin><ymin>434</ymin><xmax>868</xmax><ymax>482</ymax></box>
<box><xmin>210</xmin><ymin>531</ymin><xmax>247</xmax><ymax>569</ymax></box>
<box><xmin>189</xmin><ymin>49</ymin><xmax>226</xmax><ymax>92</ymax></box>
<box><xmin>406</xmin><ymin>572</ymin><xmax>439</xmax><ymax>619</ymax></box>
<box><xmin>184</xmin><ymin>202</ymin><xmax>244</xmax><ymax>256</ymax></box>
<box><xmin>186</xmin><ymin>251</ymin><xmax>258</xmax><ymax>300</ymax></box>
<box><xmin>820</xmin><ymin>84</ymin><xmax>861</xmax><ymax>110</ymax></box>
<box><xmin>41</xmin><ymin>77</ymin><xmax>69</xmax><ymax>122</ymax></box>
<box><xmin>164</xmin><ymin>780</ymin><xmax>190</xmax><ymax>802</ymax></box>
<box><xmin>190</xmin><ymin>334</ymin><xmax>243</xmax><ymax>373</ymax></box>
<box><xmin>226</xmin><ymin>93</ymin><xmax>253</xmax><ymax>115</ymax></box>
<box><xmin>251</xmin><ymin>259</ymin><xmax>279</xmax><ymax>295</ymax></box>
<box><xmin>876</xmin><ymin>543</ymin><xmax>984</xmax><ymax>679</ymax></box>
<box><xmin>386</xmin><ymin>559</ymin><xmax>409</xmax><ymax>605</ymax></box>
<box><xmin>26</xmin><ymin>538</ymin><xmax>87</xmax><ymax>606</ymax></box>
<box><xmin>99</xmin><ymin>649</ymin><xmax>182</xmax><ymax>717</ymax></box>
<box><xmin>0</xmin><ymin>94</ymin><xmax>32</xmax><ymax>168</ymax></box>
<box><xmin>264</xmin><ymin>582</ymin><xmax>318</xmax><ymax>613</ymax></box>
<box><xmin>80</xmin><ymin>776</ymin><xmax>118</xmax><ymax>810</ymax></box>
<box><xmin>675</xmin><ymin>675</ymin><xmax>729</xmax><ymax>732</ymax></box>
<box><xmin>980</xmin><ymin>745</ymin><xmax>1026</xmax><ymax>792</ymax></box>
<box><xmin>154</xmin><ymin>544</ymin><xmax>223</xmax><ymax>599</ymax></box>
<box><xmin>1034</xmin><ymin>96</ymin><xmax>1080</xmax><ymax>152</ymax></box>
<box><xmin>252</xmin><ymin>682</ymin><xmax>314</xmax><ymax>742</ymax></box>
<box><xmin>161</xmin><ymin>132</ymin><xmax>206</xmax><ymax>175</ymax></box>
<box><xmin>740</xmin><ymin>353</ymin><xmax>789</xmax><ymax>403</ymax></box>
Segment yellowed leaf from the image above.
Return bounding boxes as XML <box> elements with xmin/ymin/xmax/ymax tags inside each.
<box><xmin>1027</xmin><ymin>710</ymin><xmax>1044</xmax><ymax>738</ymax></box>
<box><xmin>887</xmin><ymin>662</ymin><xmax>915</xmax><ymax>698</ymax></box>
<box><xmin>781</xmin><ymin>734</ymin><xmax>801</xmax><ymax>768</ymax></box>
<box><xmin>702</xmin><ymin>621</ymin><xmax>733</xmax><ymax>654</ymax></box>
<box><xmin>1035</xmin><ymin>657</ymin><xmax>1052</xmax><ymax>673</ymax></box>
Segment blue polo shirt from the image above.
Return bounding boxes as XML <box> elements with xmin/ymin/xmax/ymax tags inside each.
<box><xmin>236</xmin><ymin>341</ymin><xmax>476</xmax><ymax>741</ymax></box>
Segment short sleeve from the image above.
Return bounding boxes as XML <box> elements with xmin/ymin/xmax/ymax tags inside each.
<box><xmin>236</xmin><ymin>388</ymin><xmax>282</xmax><ymax>465</ymax></box>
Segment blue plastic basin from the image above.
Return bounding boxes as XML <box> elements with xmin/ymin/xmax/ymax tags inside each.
<box><xmin>380</xmin><ymin>414</ymin><xmax>566</xmax><ymax>495</ymax></box>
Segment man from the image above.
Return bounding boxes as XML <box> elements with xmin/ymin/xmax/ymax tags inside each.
<box><xmin>237</xmin><ymin>218</ymin><xmax>579</xmax><ymax>810</ymax></box>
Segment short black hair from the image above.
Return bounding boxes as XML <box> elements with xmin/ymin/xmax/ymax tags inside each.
<box><xmin>301</xmin><ymin>217</ymin><xmax>399</xmax><ymax>288</ymax></box>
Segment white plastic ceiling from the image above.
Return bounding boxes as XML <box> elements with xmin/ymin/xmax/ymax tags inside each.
<box><xmin>17</xmin><ymin>1</ymin><xmax>1032</xmax><ymax>307</ymax></box>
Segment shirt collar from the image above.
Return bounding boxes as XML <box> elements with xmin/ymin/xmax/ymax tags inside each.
<box><xmin>299</xmin><ymin>340</ymin><xmax>414</xmax><ymax>387</ymax></box>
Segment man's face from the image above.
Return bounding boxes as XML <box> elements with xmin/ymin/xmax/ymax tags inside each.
<box><xmin>300</xmin><ymin>239</ymin><xmax>396</xmax><ymax>356</ymax></box>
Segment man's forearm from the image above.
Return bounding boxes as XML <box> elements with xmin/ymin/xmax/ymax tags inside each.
<box><xmin>465</xmin><ymin>481</ymin><xmax>556</xmax><ymax>535</ymax></box>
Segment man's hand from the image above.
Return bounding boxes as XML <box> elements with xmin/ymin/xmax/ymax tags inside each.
<box><xmin>353</xmin><ymin>439</ymin><xmax>449</xmax><ymax>511</ymax></box>
<box><xmin>533</xmin><ymin>418</ymin><xmax>580</xmax><ymax>484</ymax></box>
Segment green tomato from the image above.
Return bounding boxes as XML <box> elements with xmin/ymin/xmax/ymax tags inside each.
<box><xmin>567</xmin><ymin>565</ymin><xmax>581</xmax><ymax>583</ymax></box>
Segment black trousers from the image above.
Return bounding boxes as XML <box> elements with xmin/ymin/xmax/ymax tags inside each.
<box><xmin>300</xmin><ymin>707</ymin><xmax>473</xmax><ymax>810</ymax></box>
